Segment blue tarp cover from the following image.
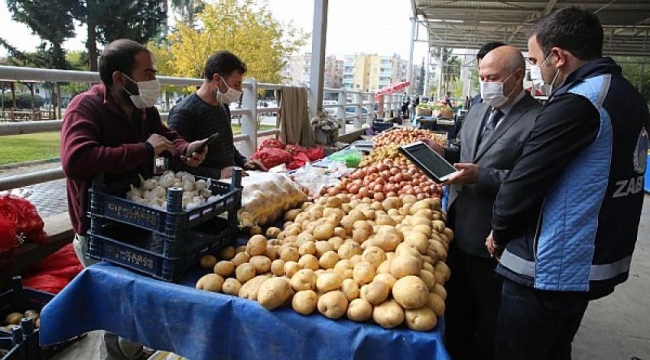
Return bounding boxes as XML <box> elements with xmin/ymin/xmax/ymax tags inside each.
<box><xmin>40</xmin><ymin>263</ymin><xmax>450</xmax><ymax>360</ymax></box>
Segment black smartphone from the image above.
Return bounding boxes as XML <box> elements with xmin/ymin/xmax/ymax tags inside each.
<box><xmin>193</xmin><ymin>132</ymin><xmax>219</xmax><ymax>153</ymax></box>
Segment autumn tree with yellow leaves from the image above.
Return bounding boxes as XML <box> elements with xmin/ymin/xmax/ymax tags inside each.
<box><xmin>166</xmin><ymin>0</ymin><xmax>308</xmax><ymax>85</ymax></box>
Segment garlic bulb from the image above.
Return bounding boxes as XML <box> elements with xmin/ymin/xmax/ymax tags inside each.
<box><xmin>182</xmin><ymin>180</ymin><xmax>194</xmax><ymax>191</ymax></box>
<box><xmin>195</xmin><ymin>179</ymin><xmax>207</xmax><ymax>191</ymax></box>
<box><xmin>142</xmin><ymin>179</ymin><xmax>158</xmax><ymax>190</ymax></box>
<box><xmin>159</xmin><ymin>173</ymin><xmax>176</xmax><ymax>188</ymax></box>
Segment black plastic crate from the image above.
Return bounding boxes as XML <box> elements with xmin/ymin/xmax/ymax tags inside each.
<box><xmin>373</xmin><ymin>121</ymin><xmax>394</xmax><ymax>133</ymax></box>
<box><xmin>0</xmin><ymin>277</ymin><xmax>54</xmax><ymax>360</ymax></box>
<box><xmin>88</xmin><ymin>172</ymin><xmax>242</xmax><ymax>235</ymax></box>
<box><xmin>88</xmin><ymin>217</ymin><xmax>238</xmax><ymax>282</ymax></box>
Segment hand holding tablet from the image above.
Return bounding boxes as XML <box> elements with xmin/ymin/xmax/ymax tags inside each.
<box><xmin>399</xmin><ymin>141</ymin><xmax>459</xmax><ymax>183</ymax></box>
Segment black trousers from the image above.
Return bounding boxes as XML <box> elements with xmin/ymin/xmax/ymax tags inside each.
<box><xmin>495</xmin><ymin>278</ymin><xmax>589</xmax><ymax>360</ymax></box>
<box><xmin>444</xmin><ymin>242</ymin><xmax>502</xmax><ymax>360</ymax></box>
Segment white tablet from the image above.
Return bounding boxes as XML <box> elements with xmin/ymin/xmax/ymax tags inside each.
<box><xmin>399</xmin><ymin>141</ymin><xmax>459</xmax><ymax>183</ymax></box>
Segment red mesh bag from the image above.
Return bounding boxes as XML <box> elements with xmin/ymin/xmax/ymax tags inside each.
<box><xmin>285</xmin><ymin>144</ymin><xmax>307</xmax><ymax>155</ymax></box>
<box><xmin>287</xmin><ymin>152</ymin><xmax>311</xmax><ymax>170</ymax></box>
<box><xmin>0</xmin><ymin>195</ymin><xmax>48</xmax><ymax>244</ymax></box>
<box><xmin>259</xmin><ymin>138</ymin><xmax>285</xmax><ymax>150</ymax></box>
<box><xmin>305</xmin><ymin>146</ymin><xmax>325</xmax><ymax>161</ymax></box>
<box><xmin>251</xmin><ymin>148</ymin><xmax>293</xmax><ymax>169</ymax></box>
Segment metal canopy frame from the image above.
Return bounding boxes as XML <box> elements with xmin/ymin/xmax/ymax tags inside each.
<box><xmin>412</xmin><ymin>0</ymin><xmax>650</xmax><ymax>56</ymax></box>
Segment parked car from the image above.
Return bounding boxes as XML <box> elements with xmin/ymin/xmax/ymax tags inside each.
<box><xmin>343</xmin><ymin>106</ymin><xmax>371</xmax><ymax>123</ymax></box>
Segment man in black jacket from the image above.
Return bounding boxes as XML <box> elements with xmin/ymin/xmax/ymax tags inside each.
<box><xmin>168</xmin><ymin>51</ymin><xmax>265</xmax><ymax>179</ymax></box>
<box><xmin>486</xmin><ymin>7</ymin><xmax>650</xmax><ymax>360</ymax></box>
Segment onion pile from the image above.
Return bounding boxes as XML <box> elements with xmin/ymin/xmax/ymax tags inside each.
<box><xmin>324</xmin><ymin>159</ymin><xmax>443</xmax><ymax>201</ymax></box>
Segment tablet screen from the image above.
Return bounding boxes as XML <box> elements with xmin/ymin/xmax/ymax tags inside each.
<box><xmin>399</xmin><ymin>142</ymin><xmax>457</xmax><ymax>182</ymax></box>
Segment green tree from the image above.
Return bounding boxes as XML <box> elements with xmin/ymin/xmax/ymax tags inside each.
<box><xmin>167</xmin><ymin>0</ymin><xmax>308</xmax><ymax>85</ymax></box>
<box><xmin>78</xmin><ymin>0</ymin><xmax>167</xmax><ymax>71</ymax></box>
<box><xmin>417</xmin><ymin>58</ymin><xmax>425</xmax><ymax>95</ymax></box>
<box><xmin>6</xmin><ymin>0</ymin><xmax>77</xmax><ymax>69</ymax></box>
<box><xmin>170</xmin><ymin>0</ymin><xmax>205</xmax><ymax>27</ymax></box>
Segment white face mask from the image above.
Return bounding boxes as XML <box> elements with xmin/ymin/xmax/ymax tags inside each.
<box><xmin>480</xmin><ymin>73</ymin><xmax>515</xmax><ymax>109</ymax></box>
<box><xmin>216</xmin><ymin>77</ymin><xmax>242</xmax><ymax>105</ymax></box>
<box><xmin>123</xmin><ymin>75</ymin><xmax>161</xmax><ymax>109</ymax></box>
<box><xmin>529</xmin><ymin>54</ymin><xmax>561</xmax><ymax>89</ymax></box>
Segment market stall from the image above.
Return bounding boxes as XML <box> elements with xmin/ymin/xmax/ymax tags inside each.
<box><xmin>38</xmin><ymin>128</ymin><xmax>453</xmax><ymax>360</ymax></box>
<box><xmin>39</xmin><ymin>262</ymin><xmax>450</xmax><ymax>360</ymax></box>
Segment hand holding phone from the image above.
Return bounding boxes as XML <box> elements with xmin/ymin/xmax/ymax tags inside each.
<box><xmin>193</xmin><ymin>132</ymin><xmax>219</xmax><ymax>154</ymax></box>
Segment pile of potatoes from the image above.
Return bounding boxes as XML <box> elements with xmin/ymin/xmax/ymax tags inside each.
<box><xmin>196</xmin><ymin>194</ymin><xmax>451</xmax><ymax>332</ymax></box>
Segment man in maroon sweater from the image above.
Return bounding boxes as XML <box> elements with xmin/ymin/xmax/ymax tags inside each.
<box><xmin>60</xmin><ymin>39</ymin><xmax>206</xmax><ymax>359</ymax></box>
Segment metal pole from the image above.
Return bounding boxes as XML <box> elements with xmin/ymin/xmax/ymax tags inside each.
<box><xmin>406</xmin><ymin>17</ymin><xmax>417</xmax><ymax>96</ymax></box>
<box><xmin>309</xmin><ymin>0</ymin><xmax>328</xmax><ymax>119</ymax></box>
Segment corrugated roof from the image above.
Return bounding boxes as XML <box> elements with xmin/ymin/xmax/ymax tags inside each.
<box><xmin>413</xmin><ymin>0</ymin><xmax>650</xmax><ymax>56</ymax></box>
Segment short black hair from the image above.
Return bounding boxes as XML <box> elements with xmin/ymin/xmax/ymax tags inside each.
<box><xmin>203</xmin><ymin>51</ymin><xmax>247</xmax><ymax>80</ymax></box>
<box><xmin>98</xmin><ymin>39</ymin><xmax>151</xmax><ymax>86</ymax></box>
<box><xmin>530</xmin><ymin>7</ymin><xmax>603</xmax><ymax>60</ymax></box>
<box><xmin>477</xmin><ymin>42</ymin><xmax>506</xmax><ymax>62</ymax></box>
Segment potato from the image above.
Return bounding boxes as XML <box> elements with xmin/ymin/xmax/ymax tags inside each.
<box><xmin>213</xmin><ymin>260</ymin><xmax>235</xmax><ymax>277</ymax></box>
<box><xmin>362</xmin><ymin>246</ymin><xmax>387</xmax><ymax>269</ymax></box>
<box><xmin>328</xmin><ymin>236</ymin><xmax>344</xmax><ymax>251</ymax></box>
<box><xmin>219</xmin><ymin>246</ymin><xmax>235</xmax><ymax>260</ymax></box>
<box><xmin>199</xmin><ymin>254</ymin><xmax>218</xmax><ymax>269</ymax></box>
<box><xmin>247</xmin><ymin>235</ymin><xmax>268</xmax><ymax>256</ymax></box>
<box><xmin>284</xmin><ymin>261</ymin><xmax>302</xmax><ymax>278</ymax></box>
<box><xmin>284</xmin><ymin>209</ymin><xmax>302</xmax><ymax>221</ymax></box>
<box><xmin>222</xmin><ymin>278</ymin><xmax>242</xmax><ymax>296</ymax></box>
<box><xmin>292</xmin><ymin>290</ymin><xmax>318</xmax><ymax>315</ymax></box>
<box><xmin>352</xmin><ymin>228</ymin><xmax>370</xmax><ymax>244</ymax></box>
<box><xmin>235</xmin><ymin>263</ymin><xmax>257</xmax><ymax>283</ymax></box>
<box><xmin>376</xmin><ymin>259</ymin><xmax>392</xmax><ymax>274</ymax></box>
<box><xmin>347</xmin><ymin>298</ymin><xmax>373</xmax><ymax>322</ymax></box>
<box><xmin>360</xmin><ymin>280</ymin><xmax>390</xmax><ymax>305</ymax></box>
<box><xmin>372</xmin><ymin>300</ymin><xmax>404</xmax><ymax>329</ymax></box>
<box><xmin>404</xmin><ymin>232</ymin><xmax>429</xmax><ymax>255</ymax></box>
<box><xmin>264</xmin><ymin>227</ymin><xmax>281</xmax><ymax>239</ymax></box>
<box><xmin>290</xmin><ymin>269</ymin><xmax>318</xmax><ymax>291</ymax></box>
<box><xmin>23</xmin><ymin>310</ymin><xmax>39</xmax><ymax>321</ymax></box>
<box><xmin>338</xmin><ymin>241</ymin><xmax>362</xmax><ymax>260</ymax></box>
<box><xmin>314</xmin><ymin>241</ymin><xmax>334</xmax><ymax>258</ymax></box>
<box><xmin>353</xmin><ymin>262</ymin><xmax>376</xmax><ymax>286</ymax></box>
<box><xmin>280</xmin><ymin>247</ymin><xmax>300</xmax><ymax>262</ymax></box>
<box><xmin>313</xmin><ymin>224</ymin><xmax>335</xmax><ymax>240</ymax></box>
<box><xmin>428</xmin><ymin>292</ymin><xmax>446</xmax><ymax>316</ymax></box>
<box><xmin>299</xmin><ymin>241</ymin><xmax>317</xmax><ymax>256</ymax></box>
<box><xmin>298</xmin><ymin>254</ymin><xmax>320</xmax><ymax>271</ymax></box>
<box><xmin>434</xmin><ymin>261</ymin><xmax>451</xmax><ymax>283</ymax></box>
<box><xmin>258</xmin><ymin>277</ymin><xmax>293</xmax><ymax>310</ymax></box>
<box><xmin>340</xmin><ymin>278</ymin><xmax>360</xmax><ymax>301</ymax></box>
<box><xmin>232</xmin><ymin>252</ymin><xmax>250</xmax><ymax>267</ymax></box>
<box><xmin>316</xmin><ymin>272</ymin><xmax>343</xmax><ymax>293</ymax></box>
<box><xmin>238</xmin><ymin>274</ymin><xmax>272</xmax><ymax>300</ymax></box>
<box><xmin>405</xmin><ymin>306</ymin><xmax>437</xmax><ymax>331</ymax></box>
<box><xmin>373</xmin><ymin>273</ymin><xmax>397</xmax><ymax>289</ymax></box>
<box><xmin>196</xmin><ymin>273</ymin><xmax>224</xmax><ymax>292</ymax></box>
<box><xmin>271</xmin><ymin>259</ymin><xmax>286</xmax><ymax>276</ymax></box>
<box><xmin>433</xmin><ymin>283</ymin><xmax>447</xmax><ymax>301</ymax></box>
<box><xmin>333</xmin><ymin>259</ymin><xmax>355</xmax><ymax>280</ymax></box>
<box><xmin>4</xmin><ymin>312</ymin><xmax>23</xmax><ymax>325</ymax></box>
<box><xmin>334</xmin><ymin>227</ymin><xmax>347</xmax><ymax>239</ymax></box>
<box><xmin>392</xmin><ymin>276</ymin><xmax>429</xmax><ymax>309</ymax></box>
<box><xmin>249</xmin><ymin>255</ymin><xmax>272</xmax><ymax>274</ymax></box>
<box><xmin>419</xmin><ymin>269</ymin><xmax>437</xmax><ymax>291</ymax></box>
<box><xmin>319</xmin><ymin>251</ymin><xmax>339</xmax><ymax>269</ymax></box>
<box><xmin>390</xmin><ymin>255</ymin><xmax>422</xmax><ymax>279</ymax></box>
<box><xmin>317</xmin><ymin>290</ymin><xmax>349</xmax><ymax>319</ymax></box>
<box><xmin>265</xmin><ymin>245</ymin><xmax>279</xmax><ymax>261</ymax></box>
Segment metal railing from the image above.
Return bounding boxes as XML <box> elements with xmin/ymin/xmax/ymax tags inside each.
<box><xmin>0</xmin><ymin>65</ymin><xmax>402</xmax><ymax>191</ymax></box>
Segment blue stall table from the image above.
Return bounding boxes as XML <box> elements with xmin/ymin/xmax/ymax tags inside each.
<box><xmin>39</xmin><ymin>263</ymin><xmax>451</xmax><ymax>360</ymax></box>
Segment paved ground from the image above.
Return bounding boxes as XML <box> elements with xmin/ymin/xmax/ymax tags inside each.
<box><xmin>2</xmin><ymin>162</ymin><xmax>648</xmax><ymax>359</ymax></box>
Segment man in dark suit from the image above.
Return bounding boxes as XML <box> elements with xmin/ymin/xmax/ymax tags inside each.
<box><xmin>469</xmin><ymin>41</ymin><xmax>506</xmax><ymax>108</ymax></box>
<box><xmin>423</xmin><ymin>45</ymin><xmax>541</xmax><ymax>360</ymax></box>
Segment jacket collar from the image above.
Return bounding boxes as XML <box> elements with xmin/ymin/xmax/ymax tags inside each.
<box><xmin>551</xmin><ymin>57</ymin><xmax>622</xmax><ymax>99</ymax></box>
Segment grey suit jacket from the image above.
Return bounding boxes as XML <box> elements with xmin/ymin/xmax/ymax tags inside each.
<box><xmin>444</xmin><ymin>93</ymin><xmax>541</xmax><ymax>258</ymax></box>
